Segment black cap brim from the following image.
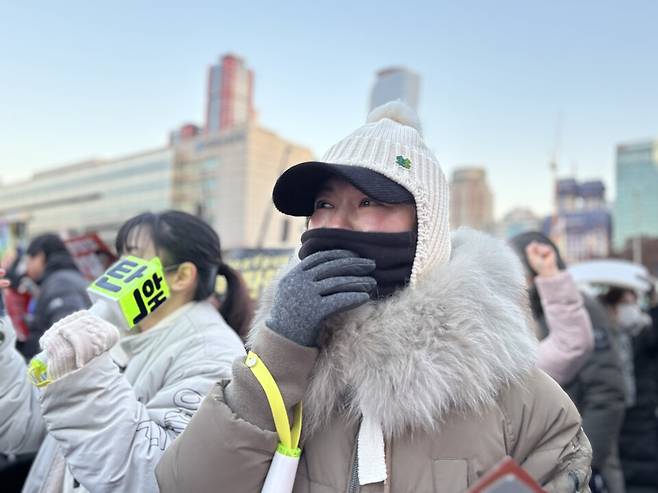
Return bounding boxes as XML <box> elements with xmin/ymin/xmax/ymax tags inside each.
<box><xmin>272</xmin><ymin>162</ymin><xmax>413</xmax><ymax>216</ymax></box>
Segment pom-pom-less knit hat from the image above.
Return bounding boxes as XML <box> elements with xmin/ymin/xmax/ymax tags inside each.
<box><xmin>273</xmin><ymin>101</ymin><xmax>451</xmax><ymax>284</ymax></box>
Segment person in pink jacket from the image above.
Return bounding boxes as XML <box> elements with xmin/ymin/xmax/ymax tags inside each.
<box><xmin>512</xmin><ymin>231</ymin><xmax>626</xmax><ymax>493</ymax></box>
<box><xmin>514</xmin><ymin>236</ymin><xmax>594</xmax><ymax>385</ymax></box>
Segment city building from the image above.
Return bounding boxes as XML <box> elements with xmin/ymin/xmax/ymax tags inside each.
<box><xmin>169</xmin><ymin>123</ymin><xmax>201</xmax><ymax>146</ymax></box>
<box><xmin>613</xmin><ymin>139</ymin><xmax>658</xmax><ymax>250</ymax></box>
<box><xmin>0</xmin><ymin>124</ymin><xmax>312</xmax><ymax>250</ymax></box>
<box><xmin>0</xmin><ymin>53</ymin><xmax>312</xmax><ymax>251</ymax></box>
<box><xmin>206</xmin><ymin>54</ymin><xmax>254</xmax><ymax>133</ymax></box>
<box><xmin>544</xmin><ymin>178</ymin><xmax>612</xmax><ymax>264</ymax></box>
<box><xmin>0</xmin><ymin>148</ymin><xmax>175</xmax><ymax>246</ymax></box>
<box><xmin>172</xmin><ymin>122</ymin><xmax>313</xmax><ymax>249</ymax></box>
<box><xmin>369</xmin><ymin>66</ymin><xmax>420</xmax><ymax>112</ymax></box>
<box><xmin>495</xmin><ymin>208</ymin><xmax>541</xmax><ymax>239</ymax></box>
<box><xmin>616</xmin><ymin>236</ymin><xmax>658</xmax><ymax>276</ymax></box>
<box><xmin>449</xmin><ymin>167</ymin><xmax>494</xmax><ymax>232</ymax></box>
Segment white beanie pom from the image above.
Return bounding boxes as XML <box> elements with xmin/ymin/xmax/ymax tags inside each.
<box><xmin>366</xmin><ymin>100</ymin><xmax>422</xmax><ymax>135</ymax></box>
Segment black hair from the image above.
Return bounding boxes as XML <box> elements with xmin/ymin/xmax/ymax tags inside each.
<box><xmin>115</xmin><ymin>210</ymin><xmax>252</xmax><ymax>334</ymax></box>
<box><xmin>211</xmin><ymin>268</ymin><xmax>255</xmax><ymax>341</ymax></box>
<box><xmin>26</xmin><ymin>233</ymin><xmax>68</xmax><ymax>261</ymax></box>
<box><xmin>26</xmin><ymin>233</ymin><xmax>79</xmax><ymax>279</ymax></box>
<box><xmin>599</xmin><ymin>286</ymin><xmax>634</xmax><ymax>307</ymax></box>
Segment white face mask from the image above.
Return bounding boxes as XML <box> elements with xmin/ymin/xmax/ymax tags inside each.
<box><xmin>617</xmin><ymin>303</ymin><xmax>651</xmax><ymax>335</ymax></box>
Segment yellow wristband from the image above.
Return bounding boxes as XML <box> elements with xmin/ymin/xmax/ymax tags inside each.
<box><xmin>245</xmin><ymin>351</ymin><xmax>302</xmax><ymax>450</ymax></box>
<box><xmin>27</xmin><ymin>357</ymin><xmax>51</xmax><ymax>388</ymax></box>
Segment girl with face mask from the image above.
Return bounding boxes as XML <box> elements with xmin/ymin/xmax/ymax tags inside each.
<box><xmin>599</xmin><ymin>287</ymin><xmax>658</xmax><ymax>493</ymax></box>
<box><xmin>157</xmin><ymin>102</ymin><xmax>592</xmax><ymax>493</ymax></box>
<box><xmin>599</xmin><ymin>288</ymin><xmax>652</xmax><ymax>408</ymax></box>
<box><xmin>0</xmin><ymin>210</ymin><xmax>248</xmax><ymax>493</ymax></box>
<box><xmin>610</xmin><ymin>290</ymin><xmax>652</xmax><ymax>337</ymax></box>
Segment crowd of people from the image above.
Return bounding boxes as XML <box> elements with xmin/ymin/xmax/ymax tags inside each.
<box><xmin>0</xmin><ymin>101</ymin><xmax>656</xmax><ymax>493</ymax></box>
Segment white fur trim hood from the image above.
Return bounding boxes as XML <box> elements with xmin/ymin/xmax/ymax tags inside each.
<box><xmin>249</xmin><ymin>228</ymin><xmax>538</xmax><ymax>438</ymax></box>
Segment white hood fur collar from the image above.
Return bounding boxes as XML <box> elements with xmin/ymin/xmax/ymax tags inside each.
<box><xmin>250</xmin><ymin>228</ymin><xmax>538</xmax><ymax>438</ymax></box>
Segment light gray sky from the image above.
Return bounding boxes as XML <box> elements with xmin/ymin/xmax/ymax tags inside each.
<box><xmin>1</xmin><ymin>1</ymin><xmax>657</xmax><ymax>219</ymax></box>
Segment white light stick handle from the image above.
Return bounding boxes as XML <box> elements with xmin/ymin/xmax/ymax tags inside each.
<box><xmin>261</xmin><ymin>450</ymin><xmax>300</xmax><ymax>493</ymax></box>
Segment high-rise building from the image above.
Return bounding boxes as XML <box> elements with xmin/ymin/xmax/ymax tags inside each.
<box><xmin>544</xmin><ymin>178</ymin><xmax>612</xmax><ymax>264</ymax></box>
<box><xmin>613</xmin><ymin>139</ymin><xmax>658</xmax><ymax>250</ymax></box>
<box><xmin>450</xmin><ymin>167</ymin><xmax>494</xmax><ymax>232</ymax></box>
<box><xmin>495</xmin><ymin>208</ymin><xmax>541</xmax><ymax>239</ymax></box>
<box><xmin>369</xmin><ymin>67</ymin><xmax>420</xmax><ymax>112</ymax></box>
<box><xmin>206</xmin><ymin>54</ymin><xmax>254</xmax><ymax>133</ymax></box>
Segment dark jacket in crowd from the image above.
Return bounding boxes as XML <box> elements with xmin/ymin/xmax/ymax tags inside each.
<box><xmin>24</xmin><ymin>252</ymin><xmax>91</xmax><ymax>358</ymax></box>
<box><xmin>538</xmin><ymin>295</ymin><xmax>626</xmax><ymax>471</ymax></box>
<box><xmin>510</xmin><ymin>231</ymin><xmax>625</xmax><ymax>492</ymax></box>
<box><xmin>619</xmin><ymin>305</ymin><xmax>658</xmax><ymax>492</ymax></box>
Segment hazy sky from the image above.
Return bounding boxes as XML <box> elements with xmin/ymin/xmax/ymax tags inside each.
<box><xmin>1</xmin><ymin>1</ymin><xmax>656</xmax><ymax>219</ymax></box>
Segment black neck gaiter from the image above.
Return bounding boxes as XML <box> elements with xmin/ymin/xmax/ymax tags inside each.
<box><xmin>299</xmin><ymin>228</ymin><xmax>417</xmax><ymax>298</ymax></box>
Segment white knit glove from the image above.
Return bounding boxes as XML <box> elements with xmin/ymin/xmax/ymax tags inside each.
<box><xmin>39</xmin><ymin>310</ymin><xmax>120</xmax><ymax>382</ymax></box>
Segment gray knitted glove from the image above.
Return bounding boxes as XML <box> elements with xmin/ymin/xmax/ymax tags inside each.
<box><xmin>267</xmin><ymin>249</ymin><xmax>376</xmax><ymax>347</ymax></box>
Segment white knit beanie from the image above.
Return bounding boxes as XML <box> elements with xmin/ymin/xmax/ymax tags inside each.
<box><xmin>319</xmin><ymin>101</ymin><xmax>451</xmax><ymax>284</ymax></box>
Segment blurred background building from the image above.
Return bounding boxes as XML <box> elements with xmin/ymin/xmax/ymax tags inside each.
<box><xmin>613</xmin><ymin>139</ymin><xmax>658</xmax><ymax>262</ymax></box>
<box><xmin>0</xmin><ymin>53</ymin><xmax>311</xmax><ymax>251</ymax></box>
<box><xmin>0</xmin><ymin>149</ymin><xmax>174</xmax><ymax>246</ymax></box>
<box><xmin>206</xmin><ymin>54</ymin><xmax>255</xmax><ymax>133</ymax></box>
<box><xmin>543</xmin><ymin>178</ymin><xmax>612</xmax><ymax>264</ymax></box>
<box><xmin>450</xmin><ymin>166</ymin><xmax>494</xmax><ymax>232</ymax></box>
<box><xmin>370</xmin><ymin>66</ymin><xmax>420</xmax><ymax>112</ymax></box>
<box><xmin>172</xmin><ymin>123</ymin><xmax>311</xmax><ymax>249</ymax></box>
<box><xmin>169</xmin><ymin>123</ymin><xmax>201</xmax><ymax>147</ymax></box>
<box><xmin>495</xmin><ymin>207</ymin><xmax>541</xmax><ymax>239</ymax></box>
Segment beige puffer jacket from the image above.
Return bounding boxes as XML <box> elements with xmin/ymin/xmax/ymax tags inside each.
<box><xmin>156</xmin><ymin>229</ymin><xmax>592</xmax><ymax>492</ymax></box>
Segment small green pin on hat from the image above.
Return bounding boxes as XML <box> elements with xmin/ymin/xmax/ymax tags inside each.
<box><xmin>396</xmin><ymin>155</ymin><xmax>412</xmax><ymax>169</ymax></box>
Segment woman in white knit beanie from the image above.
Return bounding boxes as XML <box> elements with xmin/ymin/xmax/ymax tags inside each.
<box><xmin>157</xmin><ymin>101</ymin><xmax>592</xmax><ymax>493</ymax></box>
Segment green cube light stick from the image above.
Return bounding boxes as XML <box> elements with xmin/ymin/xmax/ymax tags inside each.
<box><xmin>28</xmin><ymin>256</ymin><xmax>170</xmax><ymax>387</ymax></box>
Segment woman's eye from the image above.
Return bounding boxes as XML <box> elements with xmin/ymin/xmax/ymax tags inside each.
<box><xmin>314</xmin><ymin>200</ymin><xmax>331</xmax><ymax>210</ymax></box>
<box><xmin>360</xmin><ymin>198</ymin><xmax>373</xmax><ymax>207</ymax></box>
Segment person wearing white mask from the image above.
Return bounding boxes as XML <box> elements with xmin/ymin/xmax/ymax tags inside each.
<box><xmin>599</xmin><ymin>287</ymin><xmax>657</xmax><ymax>493</ymax></box>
